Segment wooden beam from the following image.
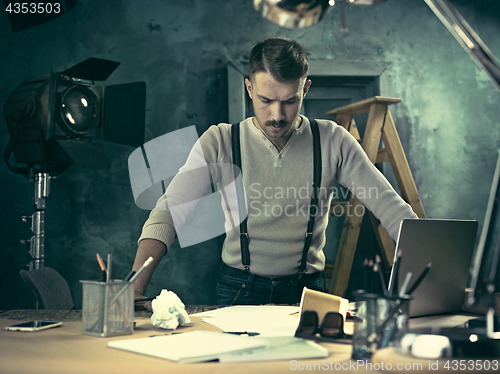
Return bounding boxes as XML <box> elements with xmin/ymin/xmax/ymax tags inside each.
<box><xmin>381</xmin><ymin>110</ymin><xmax>426</xmax><ymax>218</ymax></box>
<box><xmin>368</xmin><ymin>211</ymin><xmax>395</xmax><ymax>269</ymax></box>
<box><xmin>361</xmin><ymin>103</ymin><xmax>388</xmax><ymax>163</ymax></box>
<box><xmin>328</xmin><ymin>196</ymin><xmax>365</xmax><ymax>297</ymax></box>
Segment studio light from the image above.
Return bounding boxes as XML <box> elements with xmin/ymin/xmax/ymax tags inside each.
<box><xmin>251</xmin><ymin>0</ymin><xmax>388</xmax><ymax>29</ymax></box>
<box><xmin>4</xmin><ymin>57</ymin><xmax>146</xmax><ymax>175</ymax></box>
<box><xmin>3</xmin><ymin>57</ymin><xmax>146</xmax><ymax>271</ymax></box>
<box><xmin>252</xmin><ymin>0</ymin><xmax>333</xmax><ymax>29</ymax></box>
<box><xmin>344</xmin><ymin>0</ymin><xmax>388</xmax><ymax>5</ymax></box>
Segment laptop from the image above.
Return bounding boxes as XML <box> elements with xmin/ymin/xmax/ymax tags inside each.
<box><xmin>388</xmin><ymin>219</ymin><xmax>478</xmax><ymax>317</ymax></box>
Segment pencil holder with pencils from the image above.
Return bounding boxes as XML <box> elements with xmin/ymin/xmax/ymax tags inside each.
<box><xmin>351</xmin><ymin>291</ymin><xmax>412</xmax><ymax>360</ymax></box>
<box><xmin>81</xmin><ymin>280</ymin><xmax>135</xmax><ymax>337</ymax></box>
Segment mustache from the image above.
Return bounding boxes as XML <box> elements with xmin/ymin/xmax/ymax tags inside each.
<box><xmin>266</xmin><ymin>120</ymin><xmax>289</xmax><ymax>127</ymax></box>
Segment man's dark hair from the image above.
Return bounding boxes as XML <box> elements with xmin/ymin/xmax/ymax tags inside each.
<box><xmin>248</xmin><ymin>37</ymin><xmax>309</xmax><ymax>83</ymax></box>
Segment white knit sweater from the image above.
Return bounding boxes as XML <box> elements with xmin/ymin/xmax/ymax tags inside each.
<box><xmin>139</xmin><ymin>116</ymin><xmax>417</xmax><ymax>276</ymax></box>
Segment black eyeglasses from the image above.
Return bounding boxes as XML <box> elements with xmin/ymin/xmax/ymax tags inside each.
<box><xmin>295</xmin><ymin>310</ymin><xmax>347</xmax><ymax>342</ymax></box>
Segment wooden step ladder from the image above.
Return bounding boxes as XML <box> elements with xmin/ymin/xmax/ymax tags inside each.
<box><xmin>325</xmin><ymin>96</ymin><xmax>426</xmax><ymax>297</ymax></box>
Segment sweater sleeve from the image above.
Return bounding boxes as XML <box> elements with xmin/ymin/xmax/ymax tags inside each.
<box><xmin>138</xmin><ymin>125</ymin><xmax>224</xmax><ymax>249</ymax></box>
<box><xmin>334</xmin><ymin>126</ymin><xmax>418</xmax><ymax>241</ymax></box>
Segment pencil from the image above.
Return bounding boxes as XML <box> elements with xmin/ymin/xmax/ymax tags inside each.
<box><xmin>373</xmin><ymin>262</ymin><xmax>380</xmax><ymax>295</ymax></box>
<box><xmin>407</xmin><ymin>262</ymin><xmax>432</xmax><ymax>295</ymax></box>
<box><xmin>368</xmin><ymin>259</ymin><xmax>374</xmax><ymax>294</ymax></box>
<box><xmin>375</xmin><ymin>255</ymin><xmax>388</xmax><ymax>297</ymax></box>
<box><xmin>124</xmin><ymin>270</ymin><xmax>136</xmax><ymax>282</ymax></box>
<box><xmin>388</xmin><ymin>249</ymin><xmax>402</xmax><ymax>297</ymax></box>
<box><xmin>96</xmin><ymin>254</ymin><xmax>107</xmax><ymax>282</ymax></box>
<box><xmin>363</xmin><ymin>258</ymin><xmax>369</xmax><ymax>292</ymax></box>
<box><xmin>96</xmin><ymin>253</ymin><xmax>129</xmax><ymax>327</ymax></box>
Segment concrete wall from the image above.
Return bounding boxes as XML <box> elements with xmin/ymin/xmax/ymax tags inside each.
<box><xmin>1</xmin><ymin>0</ymin><xmax>499</xmax><ymax>309</ymax></box>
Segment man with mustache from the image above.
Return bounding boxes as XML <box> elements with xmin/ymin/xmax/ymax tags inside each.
<box><xmin>131</xmin><ymin>37</ymin><xmax>418</xmax><ymax>308</ymax></box>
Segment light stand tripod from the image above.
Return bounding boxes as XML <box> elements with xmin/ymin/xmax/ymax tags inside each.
<box><xmin>21</xmin><ymin>171</ymin><xmax>51</xmax><ymax>271</ymax></box>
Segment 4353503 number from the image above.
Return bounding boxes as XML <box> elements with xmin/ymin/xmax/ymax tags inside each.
<box><xmin>5</xmin><ymin>2</ymin><xmax>61</xmax><ymax>14</ymax></box>
<box><xmin>444</xmin><ymin>360</ymin><xmax>499</xmax><ymax>371</ymax></box>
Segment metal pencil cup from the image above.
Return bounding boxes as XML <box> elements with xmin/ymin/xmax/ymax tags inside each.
<box><xmin>81</xmin><ymin>281</ymin><xmax>134</xmax><ymax>337</ymax></box>
<box><xmin>352</xmin><ymin>291</ymin><xmax>412</xmax><ymax>360</ymax></box>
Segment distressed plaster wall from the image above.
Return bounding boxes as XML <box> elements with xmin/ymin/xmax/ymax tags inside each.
<box><xmin>0</xmin><ymin>0</ymin><xmax>499</xmax><ymax>308</ymax></box>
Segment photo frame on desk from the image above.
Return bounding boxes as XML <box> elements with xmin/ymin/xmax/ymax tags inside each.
<box><xmin>299</xmin><ymin>287</ymin><xmax>349</xmax><ymax>322</ymax></box>
<box><xmin>297</xmin><ymin>287</ymin><xmax>354</xmax><ymax>338</ymax></box>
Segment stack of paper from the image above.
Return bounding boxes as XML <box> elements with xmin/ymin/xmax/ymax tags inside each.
<box><xmin>219</xmin><ymin>336</ymin><xmax>329</xmax><ymax>363</ymax></box>
<box><xmin>109</xmin><ymin>306</ymin><xmax>336</xmax><ymax>363</ymax></box>
<box><xmin>108</xmin><ymin>331</ymin><xmax>268</xmax><ymax>363</ymax></box>
<box><xmin>108</xmin><ymin>330</ymin><xmax>329</xmax><ymax>363</ymax></box>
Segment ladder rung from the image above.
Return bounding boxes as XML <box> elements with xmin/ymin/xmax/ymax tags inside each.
<box><xmin>356</xmin><ymin>142</ymin><xmax>390</xmax><ymax>164</ymax></box>
<box><xmin>376</xmin><ymin>148</ymin><xmax>389</xmax><ymax>164</ymax></box>
<box><xmin>326</xmin><ymin>96</ymin><xmax>401</xmax><ymax>116</ymax></box>
<box><xmin>330</xmin><ymin>201</ymin><xmax>348</xmax><ymax>216</ymax></box>
<box><xmin>324</xmin><ymin>263</ymin><xmax>334</xmax><ymax>278</ymax></box>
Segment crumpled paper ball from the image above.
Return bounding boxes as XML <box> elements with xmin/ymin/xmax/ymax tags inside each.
<box><xmin>151</xmin><ymin>289</ymin><xmax>191</xmax><ymax>330</ymax></box>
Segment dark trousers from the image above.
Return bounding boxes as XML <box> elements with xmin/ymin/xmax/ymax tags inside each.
<box><xmin>216</xmin><ymin>262</ymin><xmax>325</xmax><ymax>305</ymax></box>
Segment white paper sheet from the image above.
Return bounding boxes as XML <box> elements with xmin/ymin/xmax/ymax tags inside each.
<box><xmin>190</xmin><ymin>305</ymin><xmax>300</xmax><ymax>337</ymax></box>
<box><xmin>108</xmin><ymin>330</ymin><xmax>269</xmax><ymax>363</ymax></box>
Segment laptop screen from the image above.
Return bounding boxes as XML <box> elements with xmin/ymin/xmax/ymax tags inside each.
<box><xmin>389</xmin><ymin>219</ymin><xmax>478</xmax><ymax>317</ymax></box>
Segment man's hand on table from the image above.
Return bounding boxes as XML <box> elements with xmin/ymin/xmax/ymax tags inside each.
<box><xmin>134</xmin><ymin>291</ymin><xmax>154</xmax><ymax>312</ymax></box>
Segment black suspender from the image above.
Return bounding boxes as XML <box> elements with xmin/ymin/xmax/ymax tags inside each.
<box><xmin>231</xmin><ymin>118</ymin><xmax>322</xmax><ymax>277</ymax></box>
<box><xmin>231</xmin><ymin>121</ymin><xmax>250</xmax><ymax>270</ymax></box>
<box><xmin>299</xmin><ymin>118</ymin><xmax>322</xmax><ymax>277</ymax></box>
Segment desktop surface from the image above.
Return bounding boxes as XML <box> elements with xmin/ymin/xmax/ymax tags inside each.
<box><xmin>0</xmin><ymin>308</ymin><xmax>355</xmax><ymax>374</ymax></box>
<box><xmin>0</xmin><ymin>308</ymin><xmax>489</xmax><ymax>374</ymax></box>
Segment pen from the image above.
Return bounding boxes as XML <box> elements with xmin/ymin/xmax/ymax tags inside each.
<box><xmin>107</xmin><ymin>251</ymin><xmax>113</xmax><ymax>282</ymax></box>
<box><xmin>224</xmin><ymin>331</ymin><xmax>260</xmax><ymax>336</ymax></box>
<box><xmin>398</xmin><ymin>271</ymin><xmax>413</xmax><ymax>297</ymax></box>
<box><xmin>128</xmin><ymin>257</ymin><xmax>154</xmax><ymax>283</ymax></box>
<box><xmin>388</xmin><ymin>249</ymin><xmax>402</xmax><ymax>297</ymax></box>
<box><xmin>407</xmin><ymin>262</ymin><xmax>432</xmax><ymax>295</ymax></box>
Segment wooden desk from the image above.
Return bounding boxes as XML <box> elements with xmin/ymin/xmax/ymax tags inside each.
<box><xmin>0</xmin><ymin>309</ymin><xmax>488</xmax><ymax>374</ymax></box>
<box><xmin>0</xmin><ymin>308</ymin><xmax>357</xmax><ymax>374</ymax></box>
